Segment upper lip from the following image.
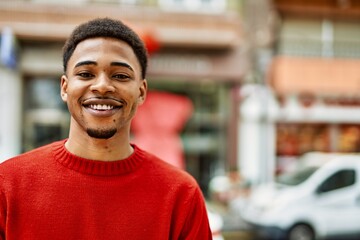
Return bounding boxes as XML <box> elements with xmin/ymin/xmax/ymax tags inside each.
<box><xmin>82</xmin><ymin>97</ymin><xmax>124</xmax><ymax>107</ymax></box>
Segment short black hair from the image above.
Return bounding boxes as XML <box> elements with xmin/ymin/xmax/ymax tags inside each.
<box><xmin>62</xmin><ymin>18</ymin><xmax>148</xmax><ymax>79</ymax></box>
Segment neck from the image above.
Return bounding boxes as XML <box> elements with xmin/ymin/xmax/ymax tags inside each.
<box><xmin>65</xmin><ymin>125</ymin><xmax>133</xmax><ymax>162</ymax></box>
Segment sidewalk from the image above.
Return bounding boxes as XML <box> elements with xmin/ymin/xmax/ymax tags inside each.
<box><xmin>223</xmin><ymin>230</ymin><xmax>255</xmax><ymax>240</ymax></box>
<box><xmin>208</xmin><ymin>199</ymin><xmax>256</xmax><ymax>240</ymax></box>
<box><xmin>221</xmin><ymin>205</ymin><xmax>255</xmax><ymax>240</ymax></box>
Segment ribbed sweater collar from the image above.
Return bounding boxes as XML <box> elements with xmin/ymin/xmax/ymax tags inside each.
<box><xmin>52</xmin><ymin>140</ymin><xmax>145</xmax><ymax>176</ymax></box>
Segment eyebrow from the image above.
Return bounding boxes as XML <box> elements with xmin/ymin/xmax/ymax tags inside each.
<box><xmin>74</xmin><ymin>60</ymin><xmax>97</xmax><ymax>68</ymax></box>
<box><xmin>110</xmin><ymin>62</ymin><xmax>134</xmax><ymax>72</ymax></box>
<box><xmin>74</xmin><ymin>60</ymin><xmax>134</xmax><ymax>72</ymax></box>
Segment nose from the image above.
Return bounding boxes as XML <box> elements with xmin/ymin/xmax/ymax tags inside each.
<box><xmin>89</xmin><ymin>73</ymin><xmax>115</xmax><ymax>94</ymax></box>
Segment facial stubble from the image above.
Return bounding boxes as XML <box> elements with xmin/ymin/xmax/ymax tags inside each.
<box><xmin>84</xmin><ymin>98</ymin><xmax>140</xmax><ymax>139</ymax></box>
<box><xmin>86</xmin><ymin>128</ymin><xmax>117</xmax><ymax>139</ymax></box>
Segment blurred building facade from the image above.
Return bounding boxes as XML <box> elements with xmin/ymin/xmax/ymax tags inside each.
<box><xmin>270</xmin><ymin>0</ymin><xmax>360</xmax><ymax>180</ymax></box>
<box><xmin>0</xmin><ymin>0</ymin><xmax>253</xmax><ymax>193</ymax></box>
<box><xmin>238</xmin><ymin>0</ymin><xmax>360</xmax><ymax>185</ymax></box>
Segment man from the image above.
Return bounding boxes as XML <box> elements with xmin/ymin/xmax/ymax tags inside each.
<box><xmin>0</xmin><ymin>18</ymin><xmax>212</xmax><ymax>240</ymax></box>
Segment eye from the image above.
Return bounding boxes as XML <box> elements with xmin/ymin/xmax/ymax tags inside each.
<box><xmin>77</xmin><ymin>72</ymin><xmax>94</xmax><ymax>79</ymax></box>
<box><xmin>113</xmin><ymin>73</ymin><xmax>131</xmax><ymax>81</ymax></box>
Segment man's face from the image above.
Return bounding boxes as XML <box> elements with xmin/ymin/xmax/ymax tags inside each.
<box><xmin>61</xmin><ymin>37</ymin><xmax>147</xmax><ymax>139</ymax></box>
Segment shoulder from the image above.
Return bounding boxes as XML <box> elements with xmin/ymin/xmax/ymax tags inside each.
<box><xmin>0</xmin><ymin>140</ymin><xmax>65</xmax><ymax>175</ymax></box>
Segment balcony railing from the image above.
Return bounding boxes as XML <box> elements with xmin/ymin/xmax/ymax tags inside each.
<box><xmin>277</xmin><ymin>39</ymin><xmax>360</xmax><ymax>58</ymax></box>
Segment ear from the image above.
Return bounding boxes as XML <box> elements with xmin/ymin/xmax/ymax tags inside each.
<box><xmin>60</xmin><ymin>75</ymin><xmax>68</xmax><ymax>102</ymax></box>
<box><xmin>138</xmin><ymin>79</ymin><xmax>147</xmax><ymax>105</ymax></box>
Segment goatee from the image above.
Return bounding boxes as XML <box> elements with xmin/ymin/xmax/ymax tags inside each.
<box><xmin>86</xmin><ymin>128</ymin><xmax>117</xmax><ymax>139</ymax></box>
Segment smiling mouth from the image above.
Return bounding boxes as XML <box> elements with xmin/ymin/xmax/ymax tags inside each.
<box><xmin>82</xmin><ymin>97</ymin><xmax>124</xmax><ymax>111</ymax></box>
<box><xmin>89</xmin><ymin>104</ymin><xmax>115</xmax><ymax>111</ymax></box>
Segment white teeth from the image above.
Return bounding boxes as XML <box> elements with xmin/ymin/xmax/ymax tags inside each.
<box><xmin>89</xmin><ymin>104</ymin><xmax>114</xmax><ymax>110</ymax></box>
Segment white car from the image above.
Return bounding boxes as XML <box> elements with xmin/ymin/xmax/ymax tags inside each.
<box><xmin>241</xmin><ymin>155</ymin><xmax>360</xmax><ymax>240</ymax></box>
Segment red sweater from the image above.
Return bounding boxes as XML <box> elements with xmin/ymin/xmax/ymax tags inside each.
<box><xmin>0</xmin><ymin>140</ymin><xmax>212</xmax><ymax>240</ymax></box>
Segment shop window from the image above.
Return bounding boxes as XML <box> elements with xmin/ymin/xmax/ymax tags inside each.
<box><xmin>32</xmin><ymin>124</ymin><xmax>63</xmax><ymax>149</ymax></box>
<box><xmin>277</xmin><ymin>124</ymin><xmax>360</xmax><ymax>157</ymax></box>
<box><xmin>337</xmin><ymin>125</ymin><xmax>360</xmax><ymax>153</ymax></box>
<box><xmin>144</xmin><ymin>80</ymin><xmax>230</xmax><ymax>195</ymax></box>
<box><xmin>276</xmin><ymin>123</ymin><xmax>330</xmax><ymax>174</ymax></box>
<box><xmin>276</xmin><ymin>123</ymin><xmax>330</xmax><ymax>157</ymax></box>
<box><xmin>276</xmin><ymin>123</ymin><xmax>360</xmax><ymax>174</ymax></box>
<box><xmin>23</xmin><ymin>77</ymin><xmax>69</xmax><ymax>152</ymax></box>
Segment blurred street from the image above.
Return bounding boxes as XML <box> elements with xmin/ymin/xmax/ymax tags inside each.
<box><xmin>222</xmin><ymin>210</ymin><xmax>255</xmax><ymax>240</ymax></box>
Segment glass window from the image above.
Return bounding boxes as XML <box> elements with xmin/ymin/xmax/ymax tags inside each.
<box><xmin>278</xmin><ymin>18</ymin><xmax>323</xmax><ymax>56</ymax></box>
<box><xmin>317</xmin><ymin>169</ymin><xmax>356</xmax><ymax>193</ymax></box>
<box><xmin>276</xmin><ymin>166</ymin><xmax>319</xmax><ymax>186</ymax></box>
<box><xmin>158</xmin><ymin>0</ymin><xmax>226</xmax><ymax>13</ymax></box>
<box><xmin>278</xmin><ymin>18</ymin><xmax>360</xmax><ymax>58</ymax></box>
<box><xmin>276</xmin><ymin>123</ymin><xmax>330</xmax><ymax>157</ymax></box>
<box><xmin>23</xmin><ymin>77</ymin><xmax>69</xmax><ymax>151</ymax></box>
<box><xmin>146</xmin><ymin>80</ymin><xmax>230</xmax><ymax>195</ymax></box>
<box><xmin>333</xmin><ymin>21</ymin><xmax>360</xmax><ymax>58</ymax></box>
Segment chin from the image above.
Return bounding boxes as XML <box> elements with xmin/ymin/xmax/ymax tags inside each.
<box><xmin>86</xmin><ymin>128</ymin><xmax>117</xmax><ymax>139</ymax></box>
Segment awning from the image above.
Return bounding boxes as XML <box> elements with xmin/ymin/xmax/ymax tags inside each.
<box><xmin>268</xmin><ymin>56</ymin><xmax>360</xmax><ymax>97</ymax></box>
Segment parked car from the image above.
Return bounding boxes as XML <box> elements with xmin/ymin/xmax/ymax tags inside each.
<box><xmin>241</xmin><ymin>154</ymin><xmax>360</xmax><ymax>240</ymax></box>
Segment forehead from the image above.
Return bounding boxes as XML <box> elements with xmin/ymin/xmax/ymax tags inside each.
<box><xmin>69</xmin><ymin>37</ymin><xmax>141</xmax><ymax>71</ymax></box>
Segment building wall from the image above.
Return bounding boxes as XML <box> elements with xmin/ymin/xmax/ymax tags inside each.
<box><xmin>0</xmin><ymin>66</ymin><xmax>22</xmax><ymax>160</ymax></box>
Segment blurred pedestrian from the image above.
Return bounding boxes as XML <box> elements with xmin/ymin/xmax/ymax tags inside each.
<box><xmin>0</xmin><ymin>18</ymin><xmax>212</xmax><ymax>240</ymax></box>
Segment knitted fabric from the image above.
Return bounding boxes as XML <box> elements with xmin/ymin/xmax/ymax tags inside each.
<box><xmin>0</xmin><ymin>140</ymin><xmax>212</xmax><ymax>240</ymax></box>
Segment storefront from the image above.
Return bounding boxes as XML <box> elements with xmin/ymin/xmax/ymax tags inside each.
<box><xmin>272</xmin><ymin>56</ymin><xmax>360</xmax><ymax>170</ymax></box>
<box><xmin>239</xmin><ymin>55</ymin><xmax>360</xmax><ymax>185</ymax></box>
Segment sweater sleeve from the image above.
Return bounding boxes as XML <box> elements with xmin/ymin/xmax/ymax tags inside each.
<box><xmin>179</xmin><ymin>187</ymin><xmax>213</xmax><ymax>240</ymax></box>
